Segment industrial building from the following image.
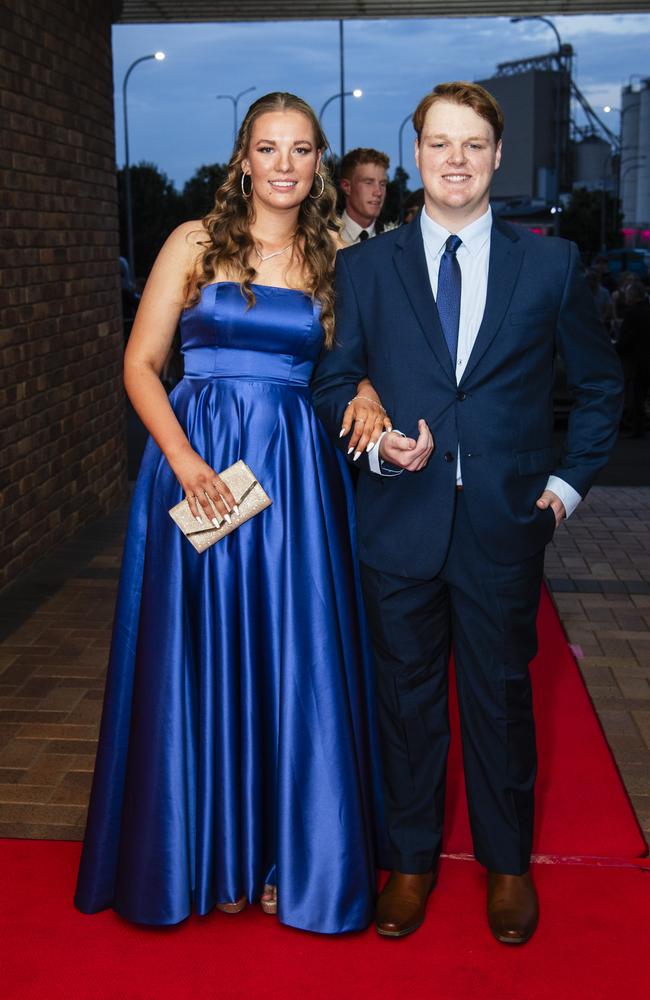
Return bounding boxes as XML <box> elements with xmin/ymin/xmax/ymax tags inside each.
<box><xmin>621</xmin><ymin>78</ymin><xmax>650</xmax><ymax>239</ymax></box>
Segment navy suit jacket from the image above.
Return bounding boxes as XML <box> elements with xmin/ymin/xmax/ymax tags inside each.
<box><xmin>312</xmin><ymin>215</ymin><xmax>623</xmax><ymax>579</ymax></box>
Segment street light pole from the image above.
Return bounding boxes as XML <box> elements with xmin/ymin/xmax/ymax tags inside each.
<box><xmin>122</xmin><ymin>51</ymin><xmax>166</xmax><ymax>280</ymax></box>
<box><xmin>397</xmin><ymin>111</ymin><xmax>413</xmax><ymax>219</ymax></box>
<box><xmin>319</xmin><ymin>90</ymin><xmax>362</xmax><ymax>157</ymax></box>
<box><xmin>216</xmin><ymin>86</ymin><xmax>257</xmax><ymax>148</ymax></box>
<box><xmin>511</xmin><ymin>16</ymin><xmax>564</xmax><ymax>234</ymax></box>
<box><xmin>600</xmin><ymin>149</ymin><xmax>615</xmax><ymax>253</ymax></box>
<box><xmin>398</xmin><ymin>112</ymin><xmax>412</xmax><ymax>174</ymax></box>
<box><xmin>339</xmin><ymin>20</ymin><xmax>346</xmax><ymax>158</ymax></box>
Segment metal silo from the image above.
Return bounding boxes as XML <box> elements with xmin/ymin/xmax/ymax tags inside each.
<box><xmin>635</xmin><ymin>80</ymin><xmax>650</xmax><ymax>226</ymax></box>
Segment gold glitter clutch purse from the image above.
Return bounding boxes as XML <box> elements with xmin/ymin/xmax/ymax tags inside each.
<box><xmin>168</xmin><ymin>460</ymin><xmax>272</xmax><ymax>553</ymax></box>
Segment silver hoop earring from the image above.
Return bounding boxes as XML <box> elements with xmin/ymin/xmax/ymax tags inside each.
<box><xmin>309</xmin><ymin>171</ymin><xmax>325</xmax><ymax>200</ymax></box>
<box><xmin>241</xmin><ymin>172</ymin><xmax>253</xmax><ymax>198</ymax></box>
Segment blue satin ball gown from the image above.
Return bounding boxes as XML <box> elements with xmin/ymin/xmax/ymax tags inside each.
<box><xmin>74</xmin><ymin>281</ymin><xmax>385</xmax><ymax>933</ymax></box>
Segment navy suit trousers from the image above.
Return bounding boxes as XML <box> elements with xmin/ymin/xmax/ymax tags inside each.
<box><xmin>361</xmin><ymin>490</ymin><xmax>545</xmax><ymax>875</ymax></box>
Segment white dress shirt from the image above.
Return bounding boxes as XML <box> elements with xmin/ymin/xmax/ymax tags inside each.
<box><xmin>341</xmin><ymin>209</ymin><xmax>376</xmax><ymax>246</ymax></box>
<box><xmin>369</xmin><ymin>206</ymin><xmax>581</xmax><ymax>518</ymax></box>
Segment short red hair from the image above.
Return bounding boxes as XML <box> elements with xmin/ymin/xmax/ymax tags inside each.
<box><xmin>413</xmin><ymin>82</ymin><xmax>504</xmax><ymax>144</ymax></box>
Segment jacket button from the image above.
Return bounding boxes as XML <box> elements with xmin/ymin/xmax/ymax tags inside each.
<box><xmin>443</xmin><ymin>451</ymin><xmax>454</xmax><ymax>463</ymax></box>
<box><xmin>456</xmin><ymin>391</ymin><xmax>466</xmax><ymax>401</ymax></box>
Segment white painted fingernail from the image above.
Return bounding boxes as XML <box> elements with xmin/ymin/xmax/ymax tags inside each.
<box><xmin>224</xmin><ymin>513</ymin><xmax>232</xmax><ymax>525</ymax></box>
<box><xmin>233</xmin><ymin>505</ymin><xmax>240</xmax><ymax>517</ymax></box>
<box><xmin>366</xmin><ymin>441</ymin><xmax>375</xmax><ymax>452</ymax></box>
<box><xmin>195</xmin><ymin>516</ymin><xmax>203</xmax><ymax>524</ymax></box>
<box><xmin>211</xmin><ymin>518</ymin><xmax>220</xmax><ymax>528</ymax></box>
<box><xmin>339</xmin><ymin>428</ymin><xmax>346</xmax><ymax>437</ymax></box>
<box><xmin>353</xmin><ymin>451</ymin><xmax>361</xmax><ymax>462</ymax></box>
<box><xmin>347</xmin><ymin>447</ymin><xmax>354</xmax><ymax>455</ymax></box>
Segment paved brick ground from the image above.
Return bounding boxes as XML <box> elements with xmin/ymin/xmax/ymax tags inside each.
<box><xmin>545</xmin><ymin>486</ymin><xmax>650</xmax><ymax>843</ymax></box>
<box><xmin>0</xmin><ymin>511</ymin><xmax>127</xmax><ymax>840</ymax></box>
<box><xmin>0</xmin><ymin>488</ymin><xmax>648</xmax><ymax>845</ymax></box>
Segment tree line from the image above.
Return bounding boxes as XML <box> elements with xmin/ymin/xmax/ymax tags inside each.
<box><xmin>118</xmin><ymin>163</ymin><xmax>229</xmax><ymax>281</ymax></box>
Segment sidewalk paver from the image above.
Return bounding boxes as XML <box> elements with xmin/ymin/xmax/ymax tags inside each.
<box><xmin>0</xmin><ymin>510</ymin><xmax>127</xmax><ymax>840</ymax></box>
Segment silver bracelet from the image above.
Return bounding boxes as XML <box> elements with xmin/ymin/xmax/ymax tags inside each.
<box><xmin>347</xmin><ymin>394</ymin><xmax>386</xmax><ymax>414</ymax></box>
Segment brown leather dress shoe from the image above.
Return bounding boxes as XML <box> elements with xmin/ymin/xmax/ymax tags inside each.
<box><xmin>376</xmin><ymin>870</ymin><xmax>436</xmax><ymax>938</ymax></box>
<box><xmin>487</xmin><ymin>872</ymin><xmax>538</xmax><ymax>945</ymax></box>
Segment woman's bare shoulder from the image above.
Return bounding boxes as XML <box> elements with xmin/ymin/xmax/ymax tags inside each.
<box><xmin>154</xmin><ymin>220</ymin><xmax>209</xmax><ymax>273</ymax></box>
<box><xmin>169</xmin><ymin>219</ymin><xmax>209</xmax><ymax>249</ymax></box>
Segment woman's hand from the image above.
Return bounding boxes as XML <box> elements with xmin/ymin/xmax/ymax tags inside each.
<box><xmin>169</xmin><ymin>446</ymin><xmax>238</xmax><ymax>525</ymax></box>
<box><xmin>339</xmin><ymin>383</ymin><xmax>393</xmax><ymax>461</ymax></box>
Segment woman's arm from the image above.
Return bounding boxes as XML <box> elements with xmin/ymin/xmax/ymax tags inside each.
<box><xmin>124</xmin><ymin>222</ymin><xmax>235</xmax><ymax>520</ymax></box>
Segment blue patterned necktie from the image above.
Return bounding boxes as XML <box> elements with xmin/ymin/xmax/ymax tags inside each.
<box><xmin>437</xmin><ymin>235</ymin><xmax>462</xmax><ymax>364</ymax></box>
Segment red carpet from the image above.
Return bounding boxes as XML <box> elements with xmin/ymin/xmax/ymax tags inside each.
<box><xmin>1</xmin><ymin>841</ymin><xmax>649</xmax><ymax>1000</ymax></box>
<box><xmin>444</xmin><ymin>586</ymin><xmax>647</xmax><ymax>859</ymax></box>
<box><xmin>1</xmin><ymin>585</ymin><xmax>648</xmax><ymax>998</ymax></box>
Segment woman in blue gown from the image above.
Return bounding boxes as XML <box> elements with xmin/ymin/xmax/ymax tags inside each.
<box><xmin>74</xmin><ymin>93</ymin><xmax>389</xmax><ymax>933</ymax></box>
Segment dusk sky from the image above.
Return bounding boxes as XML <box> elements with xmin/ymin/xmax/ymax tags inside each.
<box><xmin>112</xmin><ymin>14</ymin><xmax>650</xmax><ymax>191</ymax></box>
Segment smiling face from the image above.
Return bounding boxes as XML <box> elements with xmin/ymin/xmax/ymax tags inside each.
<box><xmin>241</xmin><ymin>109</ymin><xmax>321</xmax><ymax>212</ymax></box>
<box><xmin>414</xmin><ymin>99</ymin><xmax>501</xmax><ymax>229</ymax></box>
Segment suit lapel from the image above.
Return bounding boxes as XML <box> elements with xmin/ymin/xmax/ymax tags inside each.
<box><xmin>393</xmin><ymin>221</ymin><xmax>456</xmax><ymax>383</ymax></box>
<box><xmin>459</xmin><ymin>219</ymin><xmax>524</xmax><ymax>386</ymax></box>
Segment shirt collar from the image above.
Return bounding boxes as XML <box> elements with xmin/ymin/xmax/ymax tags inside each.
<box><xmin>419</xmin><ymin>205</ymin><xmax>492</xmax><ymax>258</ymax></box>
<box><xmin>342</xmin><ymin>209</ymin><xmax>376</xmax><ymax>242</ymax></box>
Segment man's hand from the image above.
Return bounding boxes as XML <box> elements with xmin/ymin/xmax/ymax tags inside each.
<box><xmin>378</xmin><ymin>419</ymin><xmax>434</xmax><ymax>472</ymax></box>
<box><xmin>536</xmin><ymin>489</ymin><xmax>566</xmax><ymax>526</ymax></box>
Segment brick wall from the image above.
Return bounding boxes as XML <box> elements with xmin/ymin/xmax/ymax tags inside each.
<box><xmin>0</xmin><ymin>0</ymin><xmax>127</xmax><ymax>591</ymax></box>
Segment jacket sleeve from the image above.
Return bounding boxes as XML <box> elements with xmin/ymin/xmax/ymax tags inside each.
<box><xmin>554</xmin><ymin>241</ymin><xmax>624</xmax><ymax>497</ymax></box>
<box><xmin>311</xmin><ymin>251</ymin><xmax>375</xmax><ymax>474</ymax></box>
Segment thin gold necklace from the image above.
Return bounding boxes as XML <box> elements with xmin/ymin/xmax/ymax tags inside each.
<box><xmin>254</xmin><ymin>238</ymin><xmax>295</xmax><ymax>263</ymax></box>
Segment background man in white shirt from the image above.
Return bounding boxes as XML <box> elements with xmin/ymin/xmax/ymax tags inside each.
<box><xmin>339</xmin><ymin>147</ymin><xmax>389</xmax><ymax>244</ymax></box>
<box><xmin>313</xmin><ymin>82</ymin><xmax>622</xmax><ymax>945</ymax></box>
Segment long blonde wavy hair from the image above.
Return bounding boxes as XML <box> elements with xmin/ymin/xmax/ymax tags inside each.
<box><xmin>185</xmin><ymin>92</ymin><xmax>340</xmax><ymax>348</ymax></box>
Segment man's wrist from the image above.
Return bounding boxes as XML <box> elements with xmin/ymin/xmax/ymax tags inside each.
<box><xmin>378</xmin><ymin>428</ymin><xmax>407</xmax><ymax>457</ymax></box>
<box><xmin>546</xmin><ymin>475</ymin><xmax>582</xmax><ymax>519</ymax></box>
<box><xmin>377</xmin><ymin>429</ymin><xmax>391</xmax><ymax>461</ymax></box>
<box><xmin>371</xmin><ymin>429</ymin><xmax>406</xmax><ymax>477</ymax></box>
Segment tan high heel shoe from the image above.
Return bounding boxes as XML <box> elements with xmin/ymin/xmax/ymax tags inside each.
<box><xmin>216</xmin><ymin>894</ymin><xmax>247</xmax><ymax>914</ymax></box>
<box><xmin>260</xmin><ymin>884</ymin><xmax>277</xmax><ymax>915</ymax></box>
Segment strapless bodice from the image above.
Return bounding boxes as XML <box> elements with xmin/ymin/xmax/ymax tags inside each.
<box><xmin>179</xmin><ymin>281</ymin><xmax>323</xmax><ymax>385</ymax></box>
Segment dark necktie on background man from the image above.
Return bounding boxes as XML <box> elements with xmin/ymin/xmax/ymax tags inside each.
<box><xmin>358</xmin><ymin>230</ymin><xmax>369</xmax><ymax>242</ymax></box>
<box><xmin>437</xmin><ymin>235</ymin><xmax>462</xmax><ymax>363</ymax></box>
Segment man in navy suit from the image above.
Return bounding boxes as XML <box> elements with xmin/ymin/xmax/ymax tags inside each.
<box><xmin>312</xmin><ymin>82</ymin><xmax>623</xmax><ymax>943</ymax></box>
